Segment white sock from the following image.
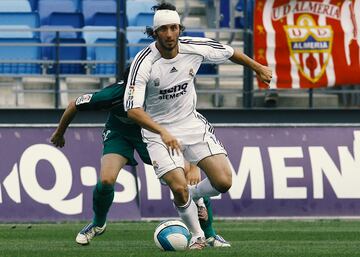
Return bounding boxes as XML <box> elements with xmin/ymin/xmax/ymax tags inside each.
<box><xmin>189</xmin><ymin>178</ymin><xmax>220</xmax><ymax>201</ymax></box>
<box><xmin>176</xmin><ymin>195</ymin><xmax>204</xmax><ymax>238</ymax></box>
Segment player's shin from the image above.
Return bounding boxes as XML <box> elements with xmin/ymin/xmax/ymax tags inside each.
<box><xmin>175</xmin><ymin>194</ymin><xmax>204</xmax><ymax>239</ymax></box>
<box><xmin>92</xmin><ymin>181</ymin><xmax>115</xmax><ymax>227</ymax></box>
<box><xmin>188</xmin><ymin>178</ymin><xmax>220</xmax><ymax>201</ymax></box>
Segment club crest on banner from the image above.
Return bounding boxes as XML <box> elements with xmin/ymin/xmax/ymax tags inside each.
<box><xmin>284</xmin><ymin>14</ymin><xmax>333</xmax><ymax>83</ymax></box>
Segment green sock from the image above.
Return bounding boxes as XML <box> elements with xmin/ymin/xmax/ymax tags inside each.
<box><xmin>92</xmin><ymin>181</ymin><xmax>114</xmax><ymax>227</ymax></box>
<box><xmin>199</xmin><ymin>196</ymin><xmax>216</xmax><ymax>238</ymax></box>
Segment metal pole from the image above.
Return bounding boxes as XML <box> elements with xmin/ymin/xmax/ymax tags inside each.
<box><xmin>309</xmin><ymin>88</ymin><xmax>313</xmax><ymax>108</ymax></box>
<box><xmin>55</xmin><ymin>31</ymin><xmax>60</xmax><ymax>108</ymax></box>
<box><xmin>242</xmin><ymin>0</ymin><xmax>253</xmax><ymax>108</ymax></box>
<box><xmin>116</xmin><ymin>0</ymin><xmax>126</xmax><ymax>81</ymax></box>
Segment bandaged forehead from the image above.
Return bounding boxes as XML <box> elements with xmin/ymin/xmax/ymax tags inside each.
<box><xmin>153</xmin><ymin>9</ymin><xmax>180</xmax><ymax>31</ymax></box>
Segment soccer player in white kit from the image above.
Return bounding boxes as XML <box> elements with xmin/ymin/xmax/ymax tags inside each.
<box><xmin>124</xmin><ymin>2</ymin><xmax>272</xmax><ymax>249</ymax></box>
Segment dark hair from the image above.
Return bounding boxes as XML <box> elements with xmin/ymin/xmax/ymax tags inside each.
<box><xmin>145</xmin><ymin>2</ymin><xmax>185</xmax><ymax>39</ymax></box>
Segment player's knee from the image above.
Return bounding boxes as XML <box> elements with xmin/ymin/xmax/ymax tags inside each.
<box><xmin>171</xmin><ymin>184</ymin><xmax>189</xmax><ymax>206</ymax></box>
<box><xmin>213</xmin><ymin>175</ymin><xmax>232</xmax><ymax>193</ymax></box>
<box><xmin>100</xmin><ymin>177</ymin><xmax>116</xmax><ymax>185</ymax></box>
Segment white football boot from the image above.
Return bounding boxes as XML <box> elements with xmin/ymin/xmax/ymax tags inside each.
<box><xmin>76</xmin><ymin>223</ymin><xmax>106</xmax><ymax>245</ymax></box>
<box><xmin>206</xmin><ymin>234</ymin><xmax>231</xmax><ymax>247</ymax></box>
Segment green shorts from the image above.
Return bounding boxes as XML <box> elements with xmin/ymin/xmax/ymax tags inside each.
<box><xmin>102</xmin><ymin>128</ymin><xmax>151</xmax><ymax>166</ymax></box>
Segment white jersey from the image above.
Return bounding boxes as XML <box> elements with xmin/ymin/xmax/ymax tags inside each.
<box><xmin>124</xmin><ymin>37</ymin><xmax>234</xmax><ymax>142</ymax></box>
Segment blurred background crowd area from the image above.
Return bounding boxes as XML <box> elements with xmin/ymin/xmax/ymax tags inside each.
<box><xmin>0</xmin><ymin>0</ymin><xmax>358</xmax><ymax>109</ymax></box>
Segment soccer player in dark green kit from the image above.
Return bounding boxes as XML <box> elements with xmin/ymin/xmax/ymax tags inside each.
<box><xmin>51</xmin><ymin>67</ymin><xmax>230</xmax><ymax>247</ymax></box>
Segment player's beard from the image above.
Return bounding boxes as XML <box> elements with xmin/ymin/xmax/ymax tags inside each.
<box><xmin>158</xmin><ymin>35</ymin><xmax>179</xmax><ymax>52</ymax></box>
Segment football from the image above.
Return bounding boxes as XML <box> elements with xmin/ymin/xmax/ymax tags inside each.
<box><xmin>153</xmin><ymin>220</ymin><xmax>191</xmax><ymax>251</ymax></box>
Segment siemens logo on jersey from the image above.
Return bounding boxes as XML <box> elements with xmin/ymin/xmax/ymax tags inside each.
<box><xmin>159</xmin><ymin>83</ymin><xmax>188</xmax><ymax>100</ymax></box>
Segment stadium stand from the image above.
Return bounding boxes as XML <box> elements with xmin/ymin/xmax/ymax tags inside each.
<box><xmin>126</xmin><ymin>26</ymin><xmax>148</xmax><ymax>59</ymax></box>
<box><xmin>81</xmin><ymin>0</ymin><xmax>117</xmax><ymax>24</ymax></box>
<box><xmin>93</xmin><ymin>38</ymin><xmax>116</xmax><ymax>75</ymax></box>
<box><xmin>134</xmin><ymin>12</ymin><xmax>154</xmax><ymax>27</ymax></box>
<box><xmin>38</xmin><ymin>0</ymin><xmax>77</xmax><ymax>25</ymax></box>
<box><xmin>28</xmin><ymin>0</ymin><xmax>38</xmax><ymax>11</ymax></box>
<box><xmin>82</xmin><ymin>25</ymin><xmax>116</xmax><ymax>61</ymax></box>
<box><xmin>0</xmin><ymin>0</ymin><xmax>31</xmax><ymax>12</ymax></box>
<box><xmin>46</xmin><ymin>38</ymin><xmax>86</xmax><ymax>74</ymax></box>
<box><xmin>126</xmin><ymin>0</ymin><xmax>157</xmax><ymax>26</ymax></box>
<box><xmin>91</xmin><ymin>13</ymin><xmax>117</xmax><ymax>26</ymax></box>
<box><xmin>0</xmin><ymin>38</ymin><xmax>41</xmax><ymax>74</ymax></box>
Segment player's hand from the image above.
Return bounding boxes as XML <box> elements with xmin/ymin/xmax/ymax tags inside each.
<box><xmin>185</xmin><ymin>163</ymin><xmax>201</xmax><ymax>185</ymax></box>
<box><xmin>256</xmin><ymin>65</ymin><xmax>272</xmax><ymax>86</ymax></box>
<box><xmin>160</xmin><ymin>129</ymin><xmax>181</xmax><ymax>156</ymax></box>
<box><xmin>50</xmin><ymin>132</ymin><xmax>65</xmax><ymax>148</ymax></box>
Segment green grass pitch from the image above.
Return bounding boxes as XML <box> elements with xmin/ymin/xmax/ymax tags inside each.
<box><xmin>1</xmin><ymin>220</ymin><xmax>360</xmax><ymax>257</ymax></box>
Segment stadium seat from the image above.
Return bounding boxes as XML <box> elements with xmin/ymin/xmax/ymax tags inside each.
<box><xmin>38</xmin><ymin>0</ymin><xmax>77</xmax><ymax>25</ymax></box>
<box><xmin>46</xmin><ymin>38</ymin><xmax>86</xmax><ymax>74</ymax></box>
<box><xmin>82</xmin><ymin>26</ymin><xmax>116</xmax><ymax>60</ymax></box>
<box><xmin>128</xmin><ymin>37</ymin><xmax>153</xmax><ymax>59</ymax></box>
<box><xmin>0</xmin><ymin>25</ymin><xmax>34</xmax><ymax>39</ymax></box>
<box><xmin>49</xmin><ymin>12</ymin><xmax>84</xmax><ymax>28</ymax></box>
<box><xmin>0</xmin><ymin>13</ymin><xmax>40</xmax><ymax>38</ymax></box>
<box><xmin>0</xmin><ymin>38</ymin><xmax>41</xmax><ymax>74</ymax></box>
<box><xmin>220</xmin><ymin>0</ymin><xmax>230</xmax><ymax>27</ymax></box>
<box><xmin>91</xmin><ymin>12</ymin><xmax>126</xmax><ymax>28</ymax></box>
<box><xmin>126</xmin><ymin>0</ymin><xmax>157</xmax><ymax>26</ymax></box>
<box><xmin>93</xmin><ymin>38</ymin><xmax>117</xmax><ymax>75</ymax></box>
<box><xmin>235</xmin><ymin>0</ymin><xmax>254</xmax><ymax>29</ymax></box>
<box><xmin>134</xmin><ymin>12</ymin><xmax>154</xmax><ymax>26</ymax></box>
<box><xmin>126</xmin><ymin>26</ymin><xmax>149</xmax><ymax>58</ymax></box>
<box><xmin>81</xmin><ymin>0</ymin><xmax>117</xmax><ymax>24</ymax></box>
<box><xmin>0</xmin><ymin>0</ymin><xmax>31</xmax><ymax>12</ymax></box>
<box><xmin>40</xmin><ymin>12</ymin><xmax>85</xmax><ymax>43</ymax></box>
<box><xmin>28</xmin><ymin>0</ymin><xmax>38</xmax><ymax>11</ymax></box>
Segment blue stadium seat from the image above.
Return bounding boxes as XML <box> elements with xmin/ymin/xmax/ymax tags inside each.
<box><xmin>134</xmin><ymin>12</ymin><xmax>154</xmax><ymax>26</ymax></box>
<box><xmin>0</xmin><ymin>13</ymin><xmax>39</xmax><ymax>28</ymax></box>
<box><xmin>129</xmin><ymin>37</ymin><xmax>153</xmax><ymax>59</ymax></box>
<box><xmin>0</xmin><ymin>38</ymin><xmax>41</xmax><ymax>74</ymax></box>
<box><xmin>126</xmin><ymin>26</ymin><xmax>149</xmax><ymax>58</ymax></box>
<box><xmin>49</xmin><ymin>12</ymin><xmax>84</xmax><ymax>28</ymax></box>
<box><xmin>91</xmin><ymin>12</ymin><xmax>126</xmax><ymax>27</ymax></box>
<box><xmin>0</xmin><ymin>0</ymin><xmax>31</xmax><ymax>12</ymax></box>
<box><xmin>93</xmin><ymin>38</ymin><xmax>116</xmax><ymax>74</ymax></box>
<box><xmin>0</xmin><ymin>25</ymin><xmax>34</xmax><ymax>38</ymax></box>
<box><xmin>40</xmin><ymin>12</ymin><xmax>84</xmax><ymax>43</ymax></box>
<box><xmin>81</xmin><ymin>0</ymin><xmax>117</xmax><ymax>24</ymax></box>
<box><xmin>127</xmin><ymin>0</ymin><xmax>157</xmax><ymax>26</ymax></box>
<box><xmin>83</xmin><ymin>26</ymin><xmax>116</xmax><ymax>60</ymax></box>
<box><xmin>235</xmin><ymin>0</ymin><xmax>254</xmax><ymax>29</ymax></box>
<box><xmin>182</xmin><ymin>31</ymin><xmax>206</xmax><ymax>38</ymax></box>
<box><xmin>220</xmin><ymin>0</ymin><xmax>230</xmax><ymax>27</ymax></box>
<box><xmin>46</xmin><ymin>38</ymin><xmax>86</xmax><ymax>74</ymax></box>
<box><xmin>28</xmin><ymin>0</ymin><xmax>38</xmax><ymax>11</ymax></box>
<box><xmin>38</xmin><ymin>0</ymin><xmax>77</xmax><ymax>25</ymax></box>
<box><xmin>0</xmin><ymin>13</ymin><xmax>40</xmax><ymax>38</ymax></box>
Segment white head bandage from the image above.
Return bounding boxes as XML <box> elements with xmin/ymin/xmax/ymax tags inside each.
<box><xmin>153</xmin><ymin>9</ymin><xmax>181</xmax><ymax>31</ymax></box>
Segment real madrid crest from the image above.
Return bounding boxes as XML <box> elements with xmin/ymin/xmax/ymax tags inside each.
<box><xmin>189</xmin><ymin>68</ymin><xmax>195</xmax><ymax>77</ymax></box>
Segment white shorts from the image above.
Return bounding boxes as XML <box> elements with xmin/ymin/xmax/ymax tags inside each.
<box><xmin>145</xmin><ymin>113</ymin><xmax>227</xmax><ymax>178</ymax></box>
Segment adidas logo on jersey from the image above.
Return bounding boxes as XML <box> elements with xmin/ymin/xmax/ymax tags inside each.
<box><xmin>170</xmin><ymin>67</ymin><xmax>178</xmax><ymax>73</ymax></box>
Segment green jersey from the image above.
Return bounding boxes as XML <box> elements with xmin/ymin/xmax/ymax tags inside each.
<box><xmin>74</xmin><ymin>81</ymin><xmax>151</xmax><ymax>165</ymax></box>
<box><xmin>75</xmin><ymin>81</ymin><xmax>141</xmax><ymax>137</ymax></box>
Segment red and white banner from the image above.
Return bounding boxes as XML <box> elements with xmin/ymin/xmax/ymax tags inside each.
<box><xmin>254</xmin><ymin>0</ymin><xmax>360</xmax><ymax>89</ymax></box>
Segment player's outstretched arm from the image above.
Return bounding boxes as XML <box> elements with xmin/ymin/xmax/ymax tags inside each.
<box><xmin>229</xmin><ymin>48</ymin><xmax>272</xmax><ymax>86</ymax></box>
<box><xmin>127</xmin><ymin>107</ymin><xmax>181</xmax><ymax>155</ymax></box>
<box><xmin>51</xmin><ymin>100</ymin><xmax>78</xmax><ymax>148</ymax></box>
